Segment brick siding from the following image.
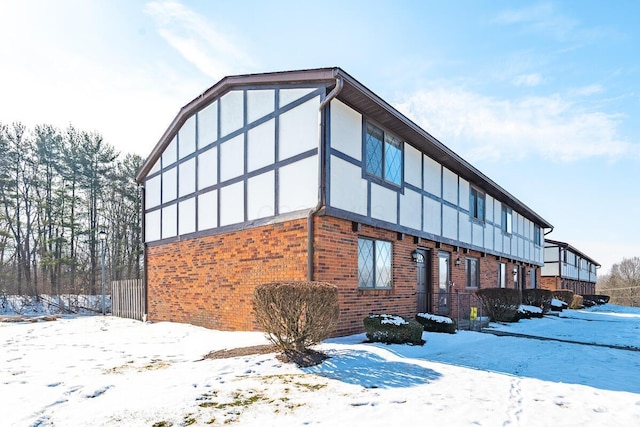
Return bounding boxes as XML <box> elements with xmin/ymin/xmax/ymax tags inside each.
<box><xmin>146</xmin><ymin>214</ymin><xmax>544</xmax><ymax>336</ymax></box>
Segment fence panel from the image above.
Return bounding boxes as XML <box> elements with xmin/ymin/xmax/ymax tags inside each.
<box><xmin>448</xmin><ymin>292</ymin><xmax>488</xmax><ymax>331</ymax></box>
<box><xmin>111</xmin><ymin>279</ymin><xmax>145</xmax><ymax>321</ymax></box>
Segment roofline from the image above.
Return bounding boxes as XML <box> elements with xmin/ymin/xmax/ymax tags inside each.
<box><xmin>136</xmin><ymin>66</ymin><xmax>553</xmax><ymax>229</ymax></box>
<box><xmin>135</xmin><ymin>67</ymin><xmax>339</xmax><ymax>183</ymax></box>
<box><xmin>545</xmin><ymin>239</ymin><xmax>601</xmax><ymax>266</ymax></box>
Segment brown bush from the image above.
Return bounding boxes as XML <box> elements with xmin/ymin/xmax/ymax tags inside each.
<box><xmin>253</xmin><ymin>282</ymin><xmax>339</xmax><ymax>353</ymax></box>
<box><xmin>552</xmin><ymin>290</ymin><xmax>574</xmax><ymax>305</ymax></box>
<box><xmin>569</xmin><ymin>294</ymin><xmax>584</xmax><ymax>309</ymax></box>
<box><xmin>522</xmin><ymin>289</ymin><xmax>553</xmax><ymax>313</ymax></box>
<box><xmin>476</xmin><ymin>288</ymin><xmax>521</xmax><ymax>322</ymax></box>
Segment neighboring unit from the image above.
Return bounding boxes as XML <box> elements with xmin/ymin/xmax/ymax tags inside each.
<box><xmin>135</xmin><ymin>67</ymin><xmax>553</xmax><ymax>336</ymax></box>
<box><xmin>541</xmin><ymin>239</ymin><xmax>600</xmax><ymax>295</ymax></box>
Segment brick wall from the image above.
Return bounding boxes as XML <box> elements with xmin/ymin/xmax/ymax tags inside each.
<box><xmin>146</xmin><ymin>219</ymin><xmax>308</xmax><ymax>331</ymax></box>
<box><xmin>146</xmin><ymin>214</ymin><xmax>544</xmax><ymax>336</ymax></box>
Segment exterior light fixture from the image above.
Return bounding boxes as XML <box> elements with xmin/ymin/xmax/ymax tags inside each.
<box><xmin>455</xmin><ymin>257</ymin><xmax>461</xmax><ymax>266</ymax></box>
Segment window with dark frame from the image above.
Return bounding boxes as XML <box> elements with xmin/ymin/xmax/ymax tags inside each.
<box><xmin>501</xmin><ymin>205</ymin><xmax>513</xmax><ymax>234</ymax></box>
<box><xmin>470</xmin><ymin>187</ymin><xmax>485</xmax><ymax>221</ymax></box>
<box><xmin>466</xmin><ymin>257</ymin><xmax>479</xmax><ymax>288</ymax></box>
<box><xmin>358</xmin><ymin>237</ymin><xmax>392</xmax><ymax>289</ymax></box>
<box><xmin>365</xmin><ymin>122</ymin><xmax>402</xmax><ymax>186</ymax></box>
<box><xmin>534</xmin><ymin>225</ymin><xmax>541</xmax><ymax>246</ymax></box>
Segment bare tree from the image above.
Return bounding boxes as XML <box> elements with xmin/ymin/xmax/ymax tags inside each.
<box><xmin>597</xmin><ymin>257</ymin><xmax>640</xmax><ymax>307</ymax></box>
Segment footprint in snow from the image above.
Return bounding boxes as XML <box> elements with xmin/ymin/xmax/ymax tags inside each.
<box><xmin>83</xmin><ymin>385</ymin><xmax>114</xmax><ymax>399</ymax></box>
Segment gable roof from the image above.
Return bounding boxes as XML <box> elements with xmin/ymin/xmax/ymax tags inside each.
<box><xmin>136</xmin><ymin>67</ymin><xmax>552</xmax><ymax>229</ymax></box>
<box><xmin>545</xmin><ymin>239</ymin><xmax>601</xmax><ymax>266</ymax></box>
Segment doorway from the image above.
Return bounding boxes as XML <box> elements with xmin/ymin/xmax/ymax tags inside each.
<box><xmin>438</xmin><ymin>252</ymin><xmax>450</xmax><ymax>315</ymax></box>
<box><xmin>416</xmin><ymin>248</ymin><xmax>431</xmax><ymax>313</ymax></box>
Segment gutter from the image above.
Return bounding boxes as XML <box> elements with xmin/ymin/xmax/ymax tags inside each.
<box><xmin>308</xmin><ymin>73</ymin><xmax>344</xmax><ymax>281</ymax></box>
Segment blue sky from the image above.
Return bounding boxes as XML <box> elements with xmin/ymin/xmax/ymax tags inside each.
<box><xmin>1</xmin><ymin>0</ymin><xmax>638</xmax><ymax>274</ymax></box>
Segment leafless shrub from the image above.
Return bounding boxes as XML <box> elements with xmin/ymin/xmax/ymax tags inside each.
<box><xmin>570</xmin><ymin>294</ymin><xmax>584</xmax><ymax>309</ymax></box>
<box><xmin>253</xmin><ymin>282</ymin><xmax>339</xmax><ymax>353</ymax></box>
<box><xmin>476</xmin><ymin>288</ymin><xmax>520</xmax><ymax>322</ymax></box>
<box><xmin>522</xmin><ymin>289</ymin><xmax>553</xmax><ymax>313</ymax></box>
<box><xmin>552</xmin><ymin>290</ymin><xmax>574</xmax><ymax>305</ymax></box>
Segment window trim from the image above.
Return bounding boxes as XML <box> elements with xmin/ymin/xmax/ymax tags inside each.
<box><xmin>363</xmin><ymin>121</ymin><xmax>404</xmax><ymax>188</ymax></box>
<box><xmin>358</xmin><ymin>237</ymin><xmax>393</xmax><ymax>290</ymax></box>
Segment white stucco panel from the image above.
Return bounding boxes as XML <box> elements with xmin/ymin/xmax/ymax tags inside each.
<box><xmin>370</xmin><ymin>183</ymin><xmax>397</xmax><ymax>224</ymax></box>
<box><xmin>279</xmin><ymin>97</ymin><xmax>320</xmax><ymax>161</ymax></box>
<box><xmin>423</xmin><ymin>155</ymin><xmax>441</xmax><ymax>196</ymax></box>
<box><xmin>423</xmin><ymin>197</ymin><xmax>441</xmax><ymax>236</ymax></box>
<box><xmin>486</xmin><ymin>195</ymin><xmax>494</xmax><ymax>223</ymax></box>
<box><xmin>472</xmin><ymin>221</ymin><xmax>483</xmax><ymax>247</ymax></box>
<box><xmin>400</xmin><ymin>188</ymin><xmax>421</xmax><ymax>231</ymax></box>
<box><xmin>247</xmin><ymin>89</ymin><xmax>275</xmax><ymax>124</ymax></box>
<box><xmin>459</xmin><ymin>212</ymin><xmax>471</xmax><ymax>244</ymax></box>
<box><xmin>485</xmin><ymin>225</ymin><xmax>494</xmax><ymax>251</ymax></box>
<box><xmin>178</xmin><ymin>115</ymin><xmax>196</xmax><ymax>159</ymax></box>
<box><xmin>145</xmin><ymin>210</ymin><xmax>161</xmax><ymax>242</ymax></box>
<box><xmin>161</xmin><ymin>204</ymin><xmax>177</xmax><ymax>239</ymax></box>
<box><xmin>330</xmin><ymin>99</ymin><xmax>362</xmax><ymax>161</ymax></box>
<box><xmin>494</xmin><ymin>226</ymin><xmax>502</xmax><ymax>252</ymax></box>
<box><xmin>220</xmin><ymin>90</ymin><xmax>244</xmax><ymax>138</ymax></box>
<box><xmin>162</xmin><ymin>167</ymin><xmax>177</xmax><ymax>203</ymax></box>
<box><xmin>178</xmin><ymin>197</ymin><xmax>196</xmax><ymax>235</ymax></box>
<box><xmin>197</xmin><ymin>190</ymin><xmax>218</xmax><ymax>231</ymax></box>
<box><xmin>247</xmin><ymin>171</ymin><xmax>275</xmax><ymax>220</ymax></box>
<box><xmin>404</xmin><ymin>144</ymin><xmax>422</xmax><ymax>188</ymax></box>
<box><xmin>162</xmin><ymin>136</ymin><xmax>177</xmax><ymax>168</ymax></box>
<box><xmin>198</xmin><ymin>100</ymin><xmax>218</xmax><ymax>148</ymax></box>
<box><xmin>279</xmin><ymin>156</ymin><xmax>318</xmax><ymax>214</ymax></box>
<box><xmin>329</xmin><ymin>155</ymin><xmax>367</xmax><ymax>216</ymax></box>
<box><xmin>442</xmin><ymin>167</ymin><xmax>458</xmax><ymax>204</ymax></box>
<box><xmin>220</xmin><ymin>181</ymin><xmax>245</xmax><ymax>227</ymax></box>
<box><xmin>247</xmin><ymin>119</ymin><xmax>275</xmax><ymax>172</ymax></box>
<box><xmin>220</xmin><ymin>134</ymin><xmax>244</xmax><ymax>182</ymax></box>
<box><xmin>145</xmin><ymin>175</ymin><xmax>161</xmax><ymax>209</ymax></box>
<box><xmin>178</xmin><ymin>158</ymin><xmax>196</xmax><ymax>197</ymax></box>
<box><xmin>197</xmin><ymin>146</ymin><xmax>217</xmax><ymax>190</ymax></box>
<box><xmin>279</xmin><ymin>88</ymin><xmax>316</xmax><ymax>108</ymax></box>
<box><xmin>459</xmin><ymin>178</ymin><xmax>470</xmax><ymax>210</ymax></box>
<box><xmin>442</xmin><ymin>204</ymin><xmax>457</xmax><ymax>240</ymax></box>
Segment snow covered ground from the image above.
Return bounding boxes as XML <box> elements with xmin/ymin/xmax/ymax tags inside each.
<box><xmin>1</xmin><ymin>304</ymin><xmax>639</xmax><ymax>426</ymax></box>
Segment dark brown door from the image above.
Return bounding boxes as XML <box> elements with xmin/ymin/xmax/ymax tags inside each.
<box><xmin>416</xmin><ymin>249</ymin><xmax>430</xmax><ymax>313</ymax></box>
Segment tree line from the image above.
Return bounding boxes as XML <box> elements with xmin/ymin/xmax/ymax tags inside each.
<box><xmin>597</xmin><ymin>257</ymin><xmax>640</xmax><ymax>307</ymax></box>
<box><xmin>0</xmin><ymin>122</ymin><xmax>143</xmax><ymax>297</ymax></box>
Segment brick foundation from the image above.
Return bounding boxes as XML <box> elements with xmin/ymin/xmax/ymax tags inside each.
<box><xmin>146</xmin><ymin>214</ymin><xmax>544</xmax><ymax>336</ymax></box>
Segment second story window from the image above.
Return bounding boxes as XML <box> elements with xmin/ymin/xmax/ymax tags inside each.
<box><xmin>470</xmin><ymin>187</ymin><xmax>485</xmax><ymax>221</ymax></box>
<box><xmin>501</xmin><ymin>205</ymin><xmax>513</xmax><ymax>234</ymax></box>
<box><xmin>365</xmin><ymin>122</ymin><xmax>402</xmax><ymax>186</ymax></box>
<box><xmin>534</xmin><ymin>225</ymin><xmax>541</xmax><ymax>246</ymax></box>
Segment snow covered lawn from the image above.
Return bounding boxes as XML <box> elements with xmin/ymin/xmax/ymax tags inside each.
<box><xmin>2</xmin><ymin>305</ymin><xmax>639</xmax><ymax>426</ymax></box>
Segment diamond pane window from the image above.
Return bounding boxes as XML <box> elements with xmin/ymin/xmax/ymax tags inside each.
<box><xmin>365</xmin><ymin>122</ymin><xmax>403</xmax><ymax>186</ymax></box>
<box><xmin>358</xmin><ymin>238</ymin><xmax>374</xmax><ymax>288</ymax></box>
<box><xmin>365</xmin><ymin>123</ymin><xmax>383</xmax><ymax>178</ymax></box>
<box><xmin>384</xmin><ymin>134</ymin><xmax>402</xmax><ymax>185</ymax></box>
<box><xmin>358</xmin><ymin>237</ymin><xmax>392</xmax><ymax>289</ymax></box>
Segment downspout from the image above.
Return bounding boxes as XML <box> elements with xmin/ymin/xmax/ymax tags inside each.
<box><xmin>139</xmin><ymin>183</ymin><xmax>148</xmax><ymax>320</ymax></box>
<box><xmin>308</xmin><ymin>74</ymin><xmax>344</xmax><ymax>281</ymax></box>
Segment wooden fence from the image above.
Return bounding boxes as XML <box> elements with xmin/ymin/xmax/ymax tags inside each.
<box><xmin>111</xmin><ymin>279</ymin><xmax>145</xmax><ymax>321</ymax></box>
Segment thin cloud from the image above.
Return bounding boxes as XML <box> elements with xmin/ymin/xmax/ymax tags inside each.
<box><xmin>395</xmin><ymin>87</ymin><xmax>632</xmax><ymax>163</ymax></box>
<box><xmin>492</xmin><ymin>1</ymin><xmax>614</xmax><ymax>45</ymax></box>
<box><xmin>512</xmin><ymin>73</ymin><xmax>543</xmax><ymax>87</ymax></box>
<box><xmin>144</xmin><ymin>0</ymin><xmax>255</xmax><ymax>80</ymax></box>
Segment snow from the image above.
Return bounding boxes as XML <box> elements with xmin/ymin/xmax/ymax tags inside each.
<box><xmin>518</xmin><ymin>304</ymin><xmax>543</xmax><ymax>314</ymax></box>
<box><xmin>2</xmin><ymin>304</ymin><xmax>640</xmax><ymax>426</ymax></box>
<box><xmin>551</xmin><ymin>298</ymin><xmax>568</xmax><ymax>308</ymax></box>
<box><xmin>372</xmin><ymin>314</ymin><xmax>408</xmax><ymax>326</ymax></box>
<box><xmin>416</xmin><ymin>312</ymin><xmax>454</xmax><ymax>324</ymax></box>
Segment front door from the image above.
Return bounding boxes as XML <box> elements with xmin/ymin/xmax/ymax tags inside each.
<box><xmin>416</xmin><ymin>249</ymin><xmax>430</xmax><ymax>313</ymax></box>
<box><xmin>438</xmin><ymin>252</ymin><xmax>450</xmax><ymax>315</ymax></box>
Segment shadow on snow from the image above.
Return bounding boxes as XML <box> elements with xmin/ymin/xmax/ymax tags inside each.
<box><xmin>303</xmin><ymin>349</ymin><xmax>441</xmax><ymax>389</ymax></box>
